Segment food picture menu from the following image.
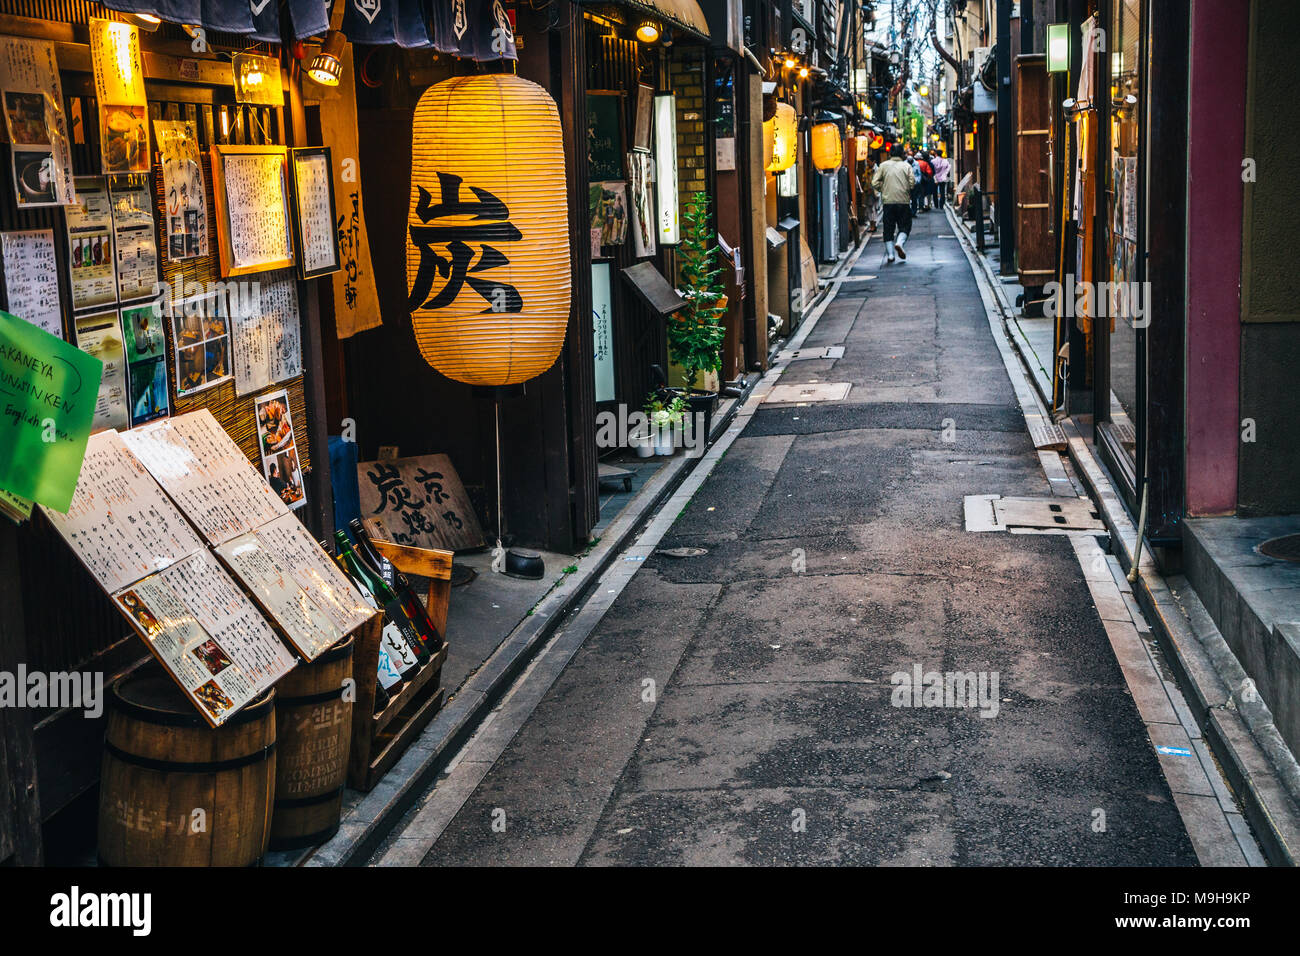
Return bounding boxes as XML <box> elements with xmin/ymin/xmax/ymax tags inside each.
<box><xmin>73</xmin><ymin>310</ymin><xmax>130</xmax><ymax>433</ymax></box>
<box><xmin>108</xmin><ymin>175</ymin><xmax>159</xmax><ymax>302</ymax></box>
<box><xmin>170</xmin><ymin>290</ymin><xmax>233</xmax><ymax>398</ymax></box>
<box><xmin>254</xmin><ymin>388</ymin><xmax>305</xmax><ymax>511</ymax></box>
<box><xmin>0</xmin><ymin>36</ymin><xmax>75</xmax><ymax>207</ymax></box>
<box><xmin>231</xmin><ymin>270</ymin><xmax>303</xmax><ymax>395</ymax></box>
<box><xmin>154</xmin><ymin>119</ymin><xmax>208</xmax><ymax>260</ymax></box>
<box><xmin>89</xmin><ymin>20</ymin><xmax>149</xmax><ymax>176</ymax></box>
<box><xmin>0</xmin><ymin>229</ymin><xmax>62</xmax><ymax>336</ymax></box>
<box><xmin>121</xmin><ymin>300</ymin><xmax>169</xmax><ymax>427</ymax></box>
<box><xmin>65</xmin><ymin>177</ymin><xmax>117</xmax><ymax>311</ymax></box>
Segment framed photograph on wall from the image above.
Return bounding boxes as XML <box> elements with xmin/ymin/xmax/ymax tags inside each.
<box><xmin>208</xmin><ymin>144</ymin><xmax>295</xmax><ymax>278</ymax></box>
<box><xmin>288</xmin><ymin>146</ymin><xmax>340</xmax><ymax>280</ymax></box>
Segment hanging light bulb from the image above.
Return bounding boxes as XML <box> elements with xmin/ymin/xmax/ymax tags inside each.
<box><xmin>635</xmin><ymin>20</ymin><xmax>660</xmax><ymax>43</ymax></box>
<box><xmin>798</xmin><ymin>66</ymin><xmax>809</xmax><ymax>79</ymax></box>
<box><xmin>307</xmin><ymin>31</ymin><xmax>346</xmax><ymax>87</ymax></box>
<box><xmin>784</xmin><ymin>56</ymin><xmax>796</xmax><ymax>69</ymax></box>
<box><xmin>124</xmin><ymin>13</ymin><xmax>161</xmax><ymax>32</ymax></box>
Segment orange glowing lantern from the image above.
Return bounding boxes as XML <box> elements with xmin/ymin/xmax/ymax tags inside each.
<box><xmin>810</xmin><ymin>120</ymin><xmax>841</xmax><ymax>172</ymax></box>
<box><xmin>406</xmin><ymin>75</ymin><xmax>571</xmax><ymax>386</ymax></box>
<box><xmin>766</xmin><ymin>102</ymin><xmax>797</xmax><ymax>172</ymax></box>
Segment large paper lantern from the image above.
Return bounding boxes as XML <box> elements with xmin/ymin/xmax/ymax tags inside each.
<box><xmin>811</xmin><ymin>121</ymin><xmax>842</xmax><ymax>172</ymax></box>
<box><xmin>761</xmin><ymin>116</ymin><xmax>775</xmax><ymax>171</ymax></box>
<box><xmin>406</xmin><ymin>74</ymin><xmax>571</xmax><ymax>386</ymax></box>
<box><xmin>766</xmin><ymin>102</ymin><xmax>796</xmax><ymax>172</ymax></box>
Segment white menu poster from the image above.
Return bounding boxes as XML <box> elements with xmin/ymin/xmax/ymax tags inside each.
<box><xmin>253</xmin><ymin>512</ymin><xmax>373</xmax><ymax>638</ymax></box>
<box><xmin>65</xmin><ymin>177</ymin><xmax>117</xmax><ymax>311</ymax></box>
<box><xmin>121</xmin><ymin>409</ymin><xmax>288</xmax><ymax>546</ymax></box>
<box><xmin>218</xmin><ymin>150</ymin><xmax>293</xmax><ymax>271</ymax></box>
<box><xmin>40</xmin><ymin>429</ymin><xmax>204</xmax><ymax>594</ymax></box>
<box><xmin>231</xmin><ymin>270</ymin><xmax>303</xmax><ymax>395</ymax></box>
<box><xmin>0</xmin><ymin>229</ymin><xmax>62</xmax><ymax>335</ymax></box>
<box><xmin>154</xmin><ymin>119</ymin><xmax>208</xmax><ymax>260</ymax></box>
<box><xmin>113</xmin><ymin>551</ymin><xmax>294</xmax><ymax>726</ymax></box>
<box><xmin>108</xmin><ymin>175</ymin><xmax>159</xmax><ymax>302</ymax></box>
<box><xmin>293</xmin><ymin>150</ymin><xmax>338</xmax><ymax>276</ymax></box>
<box><xmin>73</xmin><ymin>310</ymin><xmax>130</xmax><ymax>433</ymax></box>
<box><xmin>0</xmin><ymin>36</ymin><xmax>75</xmax><ymax>207</ymax></box>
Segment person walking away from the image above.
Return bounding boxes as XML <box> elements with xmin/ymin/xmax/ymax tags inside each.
<box><xmin>918</xmin><ymin>152</ymin><xmax>935</xmax><ymax>210</ymax></box>
<box><xmin>907</xmin><ymin>151</ymin><xmax>923</xmax><ymax>216</ymax></box>
<box><xmin>872</xmin><ymin>144</ymin><xmax>913</xmax><ymax>262</ymax></box>
<box><xmin>933</xmin><ymin>152</ymin><xmax>951</xmax><ymax>207</ymax></box>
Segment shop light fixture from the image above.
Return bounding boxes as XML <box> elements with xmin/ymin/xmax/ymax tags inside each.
<box><xmin>653</xmin><ymin>94</ymin><xmax>679</xmax><ymax>245</ymax></box>
<box><xmin>784</xmin><ymin>56</ymin><xmax>796</xmax><ymax>69</ymax></box>
<box><xmin>810</xmin><ymin>117</ymin><xmax>841</xmax><ymax>172</ymax></box>
<box><xmin>124</xmin><ymin>13</ymin><xmax>161</xmax><ymax>32</ymax></box>
<box><xmin>798</xmin><ymin>66</ymin><xmax>809</xmax><ymax>79</ymax></box>
<box><xmin>635</xmin><ymin>20</ymin><xmax>660</xmax><ymax>43</ymax></box>
<box><xmin>1047</xmin><ymin>22</ymin><xmax>1069</xmax><ymax>73</ymax></box>
<box><xmin>307</xmin><ymin>31</ymin><xmax>346</xmax><ymax>87</ymax></box>
<box><xmin>918</xmin><ymin>83</ymin><xmax>929</xmax><ymax>97</ymax></box>
<box><xmin>766</xmin><ymin>101</ymin><xmax>796</xmax><ymax>172</ymax></box>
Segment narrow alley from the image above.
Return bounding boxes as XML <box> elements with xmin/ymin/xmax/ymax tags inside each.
<box><xmin>374</xmin><ymin>211</ymin><xmax>1235</xmax><ymax>867</ymax></box>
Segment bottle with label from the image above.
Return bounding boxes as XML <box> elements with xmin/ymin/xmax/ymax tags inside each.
<box><xmin>335</xmin><ymin>530</ymin><xmax>429</xmax><ymax>671</ymax></box>
<box><xmin>349</xmin><ymin>519</ymin><xmax>445</xmax><ymax>653</ymax></box>
<box><xmin>331</xmin><ymin>543</ymin><xmax>407</xmax><ymax>703</ymax></box>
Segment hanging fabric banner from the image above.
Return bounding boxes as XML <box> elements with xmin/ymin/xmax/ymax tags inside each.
<box><xmin>317</xmin><ymin>45</ymin><xmax>382</xmax><ymax>339</ymax></box>
<box><xmin>344</xmin><ymin>0</ymin><xmax>432</xmax><ymax>48</ymax></box>
<box><xmin>430</xmin><ymin>0</ymin><xmax>516</xmax><ymax>61</ymax></box>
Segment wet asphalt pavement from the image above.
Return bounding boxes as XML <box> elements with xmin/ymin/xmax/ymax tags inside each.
<box><xmin>410</xmin><ymin>209</ymin><xmax>1198</xmax><ymax>866</ymax></box>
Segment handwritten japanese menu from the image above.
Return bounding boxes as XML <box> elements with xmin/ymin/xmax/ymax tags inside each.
<box><xmin>356</xmin><ymin>453</ymin><xmax>486</xmax><ymax>552</ymax></box>
<box><xmin>41</xmin><ymin>429</ymin><xmax>204</xmax><ymax>594</ymax></box>
<box><xmin>121</xmin><ymin>409</ymin><xmax>288</xmax><ymax>546</ymax></box>
<box><xmin>89</xmin><ymin>19</ymin><xmax>146</xmax><ymax>106</ymax></box>
<box><xmin>1</xmin><ymin>230</ymin><xmax>62</xmax><ymax>336</ymax></box>
<box><xmin>216</xmin><ymin>512</ymin><xmax>372</xmax><ymax>661</ymax></box>
<box><xmin>108</xmin><ymin>175</ymin><xmax>158</xmax><ymax>302</ymax></box>
<box><xmin>231</xmin><ymin>270</ymin><xmax>303</xmax><ymax>395</ymax></box>
<box><xmin>219</xmin><ymin>150</ymin><xmax>293</xmax><ymax>272</ymax></box>
<box><xmin>73</xmin><ymin>310</ymin><xmax>130</xmax><ymax>433</ymax></box>
<box><xmin>0</xmin><ymin>36</ymin><xmax>76</xmax><ymax>206</ymax></box>
<box><xmin>292</xmin><ymin>150</ymin><xmax>338</xmax><ymax>276</ymax></box>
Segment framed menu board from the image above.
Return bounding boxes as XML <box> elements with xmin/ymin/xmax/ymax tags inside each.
<box><xmin>209</xmin><ymin>144</ymin><xmax>295</xmax><ymax>277</ymax></box>
<box><xmin>289</xmin><ymin>146</ymin><xmax>340</xmax><ymax>280</ymax></box>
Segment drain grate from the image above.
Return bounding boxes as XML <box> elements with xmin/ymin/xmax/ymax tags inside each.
<box><xmin>1259</xmin><ymin>534</ymin><xmax>1300</xmax><ymax>563</ymax></box>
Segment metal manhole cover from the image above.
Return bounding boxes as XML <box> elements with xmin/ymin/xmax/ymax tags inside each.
<box><xmin>763</xmin><ymin>382</ymin><xmax>852</xmax><ymax>404</ymax></box>
<box><xmin>1259</xmin><ymin>534</ymin><xmax>1300</xmax><ymax>563</ymax></box>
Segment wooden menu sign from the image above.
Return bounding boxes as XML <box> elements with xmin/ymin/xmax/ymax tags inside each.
<box><xmin>356</xmin><ymin>453</ymin><xmax>485</xmax><ymax>552</ymax></box>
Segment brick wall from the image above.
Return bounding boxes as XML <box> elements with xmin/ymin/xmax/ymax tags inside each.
<box><xmin>669</xmin><ymin>50</ymin><xmax>707</xmax><ymax>220</ymax></box>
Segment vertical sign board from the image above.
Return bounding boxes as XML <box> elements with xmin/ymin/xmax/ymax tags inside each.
<box><xmin>653</xmin><ymin>94</ymin><xmax>679</xmax><ymax>246</ymax></box>
<box><xmin>590</xmin><ymin>262</ymin><xmax>615</xmax><ymax>403</ymax></box>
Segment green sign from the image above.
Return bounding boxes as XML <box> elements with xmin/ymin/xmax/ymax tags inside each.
<box><xmin>1047</xmin><ymin>23</ymin><xmax>1070</xmax><ymax>73</ymax></box>
<box><xmin>0</xmin><ymin>309</ymin><xmax>103</xmax><ymax>513</ymax></box>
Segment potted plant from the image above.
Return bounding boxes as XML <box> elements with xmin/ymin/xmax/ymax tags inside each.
<box><xmin>644</xmin><ymin>393</ymin><xmax>685</xmax><ymax>456</ymax></box>
<box><xmin>669</xmin><ymin>191</ymin><xmax>728</xmax><ymax>443</ymax></box>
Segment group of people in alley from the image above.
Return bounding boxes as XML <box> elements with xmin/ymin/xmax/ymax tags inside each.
<box><xmin>870</xmin><ymin>144</ymin><xmax>950</xmax><ymax>264</ymax></box>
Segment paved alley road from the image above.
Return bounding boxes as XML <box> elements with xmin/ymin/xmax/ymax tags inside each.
<box><xmin>393</xmin><ymin>210</ymin><xmax>1200</xmax><ymax>866</ymax></box>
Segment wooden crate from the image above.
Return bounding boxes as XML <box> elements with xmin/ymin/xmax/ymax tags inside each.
<box><xmin>346</xmin><ymin>540</ymin><xmax>452</xmax><ymax>792</ymax></box>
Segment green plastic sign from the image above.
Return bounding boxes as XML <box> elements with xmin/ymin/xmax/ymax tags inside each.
<box><xmin>0</xmin><ymin>309</ymin><xmax>102</xmax><ymax>513</ymax></box>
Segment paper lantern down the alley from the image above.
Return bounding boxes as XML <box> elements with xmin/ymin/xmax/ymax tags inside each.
<box><xmin>761</xmin><ymin>116</ymin><xmax>775</xmax><ymax>171</ymax></box>
<box><xmin>767</xmin><ymin>102</ymin><xmax>796</xmax><ymax>172</ymax></box>
<box><xmin>811</xmin><ymin>121</ymin><xmax>842</xmax><ymax>172</ymax></box>
<box><xmin>406</xmin><ymin>74</ymin><xmax>571</xmax><ymax>386</ymax></box>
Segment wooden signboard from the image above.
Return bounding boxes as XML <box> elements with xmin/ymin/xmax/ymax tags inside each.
<box><xmin>356</xmin><ymin>453</ymin><xmax>486</xmax><ymax>552</ymax></box>
<box><xmin>586</xmin><ymin>91</ymin><xmax>625</xmax><ymax>182</ymax></box>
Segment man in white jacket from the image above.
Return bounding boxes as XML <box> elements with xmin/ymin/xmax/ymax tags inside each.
<box><xmin>871</xmin><ymin>144</ymin><xmax>913</xmax><ymax>262</ymax></box>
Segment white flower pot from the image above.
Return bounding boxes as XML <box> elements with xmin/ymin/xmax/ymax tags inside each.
<box><xmin>630</xmin><ymin>427</ymin><xmax>655</xmax><ymax>458</ymax></box>
<box><xmin>653</xmin><ymin>424</ymin><xmax>676</xmax><ymax>457</ymax></box>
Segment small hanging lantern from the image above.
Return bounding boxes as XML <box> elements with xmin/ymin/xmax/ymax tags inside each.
<box><xmin>767</xmin><ymin>102</ymin><xmax>796</xmax><ymax>172</ymax></box>
<box><xmin>406</xmin><ymin>74</ymin><xmax>572</xmax><ymax>386</ymax></box>
<box><xmin>810</xmin><ymin>118</ymin><xmax>841</xmax><ymax>172</ymax></box>
<box><xmin>855</xmin><ymin>135</ymin><xmax>870</xmax><ymax>161</ymax></box>
<box><xmin>761</xmin><ymin>115</ymin><xmax>775</xmax><ymax>170</ymax></box>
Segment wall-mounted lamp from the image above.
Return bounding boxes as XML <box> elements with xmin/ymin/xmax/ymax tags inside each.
<box><xmin>307</xmin><ymin>31</ymin><xmax>346</xmax><ymax>87</ymax></box>
<box><xmin>123</xmin><ymin>13</ymin><xmax>161</xmax><ymax>32</ymax></box>
<box><xmin>635</xmin><ymin>20</ymin><xmax>660</xmax><ymax>43</ymax></box>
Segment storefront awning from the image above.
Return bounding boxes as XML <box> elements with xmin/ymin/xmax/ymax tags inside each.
<box><xmin>586</xmin><ymin>0</ymin><xmax>710</xmax><ymax>41</ymax></box>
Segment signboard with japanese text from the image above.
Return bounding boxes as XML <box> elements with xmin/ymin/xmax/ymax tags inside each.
<box><xmin>357</xmin><ymin>453</ymin><xmax>485</xmax><ymax>552</ymax></box>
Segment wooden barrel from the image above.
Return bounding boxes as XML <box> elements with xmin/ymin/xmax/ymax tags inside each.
<box><xmin>98</xmin><ymin>670</ymin><xmax>276</xmax><ymax>866</ymax></box>
<box><xmin>270</xmin><ymin>636</ymin><xmax>354</xmax><ymax>850</ymax></box>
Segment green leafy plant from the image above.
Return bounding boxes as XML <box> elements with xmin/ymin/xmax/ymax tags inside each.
<box><xmin>643</xmin><ymin>392</ymin><xmax>686</xmax><ymax>429</ymax></box>
<box><xmin>670</xmin><ymin>191</ymin><xmax>727</xmax><ymax>392</ymax></box>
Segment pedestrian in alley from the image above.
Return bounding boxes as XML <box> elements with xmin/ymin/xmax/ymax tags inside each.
<box><xmin>907</xmin><ymin>149</ymin><xmax>923</xmax><ymax>216</ymax></box>
<box><xmin>933</xmin><ymin>151</ymin><xmax>951</xmax><ymax>208</ymax></box>
<box><xmin>872</xmin><ymin>143</ymin><xmax>912</xmax><ymax>263</ymax></box>
<box><xmin>918</xmin><ymin>151</ymin><xmax>936</xmax><ymax>210</ymax></box>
